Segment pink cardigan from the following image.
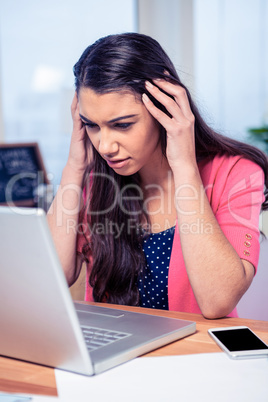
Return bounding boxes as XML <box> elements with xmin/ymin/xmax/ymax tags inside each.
<box><xmin>77</xmin><ymin>155</ymin><xmax>265</xmax><ymax>317</ymax></box>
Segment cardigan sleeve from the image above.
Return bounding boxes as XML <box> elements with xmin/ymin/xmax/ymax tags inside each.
<box><xmin>208</xmin><ymin>156</ymin><xmax>265</xmax><ymax>271</ymax></box>
<box><xmin>168</xmin><ymin>155</ymin><xmax>265</xmax><ymax>316</ymax></box>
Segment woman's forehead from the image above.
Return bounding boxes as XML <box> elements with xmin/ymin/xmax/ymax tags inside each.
<box><xmin>78</xmin><ymin>88</ymin><xmax>143</xmax><ymax>121</ymax></box>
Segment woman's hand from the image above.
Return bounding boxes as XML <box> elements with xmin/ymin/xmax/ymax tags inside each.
<box><xmin>142</xmin><ymin>80</ymin><xmax>196</xmax><ymax>170</ymax></box>
<box><xmin>67</xmin><ymin>92</ymin><xmax>92</xmax><ymax>175</ymax></box>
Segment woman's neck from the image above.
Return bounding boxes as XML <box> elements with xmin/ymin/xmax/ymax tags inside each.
<box><xmin>139</xmin><ymin>153</ymin><xmax>173</xmax><ymax>191</ymax></box>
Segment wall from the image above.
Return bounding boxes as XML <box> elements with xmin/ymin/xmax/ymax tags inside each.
<box><xmin>194</xmin><ymin>0</ymin><xmax>268</xmax><ymax>142</ymax></box>
<box><xmin>137</xmin><ymin>0</ymin><xmax>195</xmax><ymax>91</ymax></box>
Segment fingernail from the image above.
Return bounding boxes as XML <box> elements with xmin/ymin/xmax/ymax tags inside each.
<box><xmin>145</xmin><ymin>80</ymin><xmax>154</xmax><ymax>89</ymax></box>
<box><xmin>142</xmin><ymin>93</ymin><xmax>150</xmax><ymax>103</ymax></box>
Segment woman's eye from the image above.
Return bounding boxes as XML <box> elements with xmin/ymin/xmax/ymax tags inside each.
<box><xmin>114</xmin><ymin>122</ymin><xmax>133</xmax><ymax>130</ymax></box>
<box><xmin>82</xmin><ymin>122</ymin><xmax>98</xmax><ymax>129</ymax></box>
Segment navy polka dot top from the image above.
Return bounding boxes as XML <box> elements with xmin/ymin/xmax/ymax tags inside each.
<box><xmin>138</xmin><ymin>226</ymin><xmax>175</xmax><ymax>310</ymax></box>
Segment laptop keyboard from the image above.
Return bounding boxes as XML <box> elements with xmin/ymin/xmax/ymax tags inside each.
<box><xmin>81</xmin><ymin>326</ymin><xmax>131</xmax><ymax>352</ymax></box>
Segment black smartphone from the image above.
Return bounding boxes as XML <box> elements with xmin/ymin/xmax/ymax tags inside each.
<box><xmin>208</xmin><ymin>326</ymin><xmax>268</xmax><ymax>359</ymax></box>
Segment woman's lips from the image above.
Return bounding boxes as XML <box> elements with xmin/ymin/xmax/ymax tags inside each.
<box><xmin>106</xmin><ymin>157</ymin><xmax>130</xmax><ymax>169</ymax></box>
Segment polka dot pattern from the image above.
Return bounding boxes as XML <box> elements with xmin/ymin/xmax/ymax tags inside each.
<box><xmin>138</xmin><ymin>226</ymin><xmax>175</xmax><ymax>310</ymax></box>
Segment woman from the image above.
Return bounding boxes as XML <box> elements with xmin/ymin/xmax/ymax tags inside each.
<box><xmin>47</xmin><ymin>32</ymin><xmax>268</xmax><ymax>319</ymax></box>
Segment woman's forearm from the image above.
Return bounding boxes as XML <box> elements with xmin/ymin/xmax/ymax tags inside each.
<box><xmin>173</xmin><ymin>163</ymin><xmax>254</xmax><ymax>318</ymax></box>
<box><xmin>47</xmin><ymin>163</ymin><xmax>84</xmax><ymax>285</ymax></box>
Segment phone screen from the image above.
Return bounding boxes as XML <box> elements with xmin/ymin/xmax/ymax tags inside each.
<box><xmin>211</xmin><ymin>328</ymin><xmax>268</xmax><ymax>352</ymax></box>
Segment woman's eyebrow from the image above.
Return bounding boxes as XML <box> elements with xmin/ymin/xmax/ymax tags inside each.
<box><xmin>79</xmin><ymin>114</ymin><xmax>138</xmax><ymax>124</ymax></box>
<box><xmin>108</xmin><ymin>114</ymin><xmax>138</xmax><ymax>123</ymax></box>
<box><xmin>79</xmin><ymin>114</ymin><xmax>94</xmax><ymax>123</ymax></box>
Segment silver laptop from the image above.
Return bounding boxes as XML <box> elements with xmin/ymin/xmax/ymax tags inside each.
<box><xmin>0</xmin><ymin>206</ymin><xmax>196</xmax><ymax>376</ymax></box>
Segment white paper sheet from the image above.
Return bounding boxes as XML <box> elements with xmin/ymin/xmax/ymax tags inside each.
<box><xmin>55</xmin><ymin>353</ymin><xmax>268</xmax><ymax>402</ymax></box>
<box><xmin>0</xmin><ymin>394</ymin><xmax>58</xmax><ymax>402</ymax></box>
<box><xmin>31</xmin><ymin>397</ymin><xmax>58</xmax><ymax>402</ymax></box>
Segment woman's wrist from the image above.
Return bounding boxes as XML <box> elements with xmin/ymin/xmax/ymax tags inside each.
<box><xmin>63</xmin><ymin>161</ymin><xmax>86</xmax><ymax>186</ymax></box>
<box><xmin>171</xmin><ymin>160</ymin><xmax>200</xmax><ymax>187</ymax></box>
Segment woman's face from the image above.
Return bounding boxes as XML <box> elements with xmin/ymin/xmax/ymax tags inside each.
<box><xmin>78</xmin><ymin>88</ymin><xmax>162</xmax><ymax>177</ymax></box>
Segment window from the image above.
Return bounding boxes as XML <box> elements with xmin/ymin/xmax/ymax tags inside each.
<box><xmin>0</xmin><ymin>0</ymin><xmax>137</xmax><ymax>186</ymax></box>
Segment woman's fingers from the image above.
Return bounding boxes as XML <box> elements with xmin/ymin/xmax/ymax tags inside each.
<box><xmin>143</xmin><ymin>80</ymin><xmax>194</xmax><ymax>124</ymax></box>
<box><xmin>71</xmin><ymin>93</ymin><xmax>83</xmax><ymax>128</ymax></box>
<box><xmin>142</xmin><ymin>79</ymin><xmax>196</xmax><ymax>166</ymax></box>
<box><xmin>67</xmin><ymin>93</ymin><xmax>92</xmax><ymax>172</ymax></box>
<box><xmin>142</xmin><ymin>91</ymin><xmax>172</xmax><ymax>129</ymax></box>
<box><xmin>71</xmin><ymin>92</ymin><xmax>78</xmax><ymax>114</ymax></box>
<box><xmin>154</xmin><ymin>79</ymin><xmax>193</xmax><ymax>119</ymax></box>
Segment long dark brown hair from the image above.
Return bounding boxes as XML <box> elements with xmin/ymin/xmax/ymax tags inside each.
<box><xmin>73</xmin><ymin>32</ymin><xmax>268</xmax><ymax>305</ymax></box>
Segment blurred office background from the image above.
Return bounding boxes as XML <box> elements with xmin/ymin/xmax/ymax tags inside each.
<box><xmin>0</xmin><ymin>0</ymin><xmax>267</xmax><ymax>185</ymax></box>
<box><xmin>0</xmin><ymin>0</ymin><xmax>267</xmax><ymax>319</ymax></box>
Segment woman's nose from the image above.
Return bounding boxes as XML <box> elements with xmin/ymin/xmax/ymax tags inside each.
<box><xmin>98</xmin><ymin>129</ymin><xmax>118</xmax><ymax>156</ymax></box>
